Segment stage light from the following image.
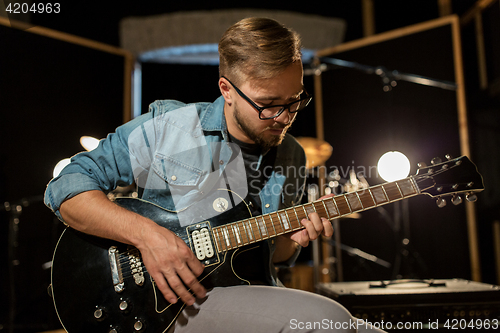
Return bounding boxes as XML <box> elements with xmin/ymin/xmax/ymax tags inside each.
<box><xmin>53</xmin><ymin>158</ymin><xmax>71</xmax><ymax>178</ymax></box>
<box><xmin>377</xmin><ymin>151</ymin><xmax>410</xmax><ymax>182</ymax></box>
<box><xmin>80</xmin><ymin>136</ymin><xmax>100</xmax><ymax>151</ymax></box>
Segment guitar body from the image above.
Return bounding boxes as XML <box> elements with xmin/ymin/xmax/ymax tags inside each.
<box><xmin>51</xmin><ymin>195</ymin><xmax>271</xmax><ymax>333</ymax></box>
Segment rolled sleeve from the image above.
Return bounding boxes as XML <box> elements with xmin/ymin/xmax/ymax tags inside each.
<box><xmin>43</xmin><ymin>114</ymin><xmax>151</xmax><ymax>219</ymax></box>
<box><xmin>44</xmin><ymin>172</ymin><xmax>104</xmax><ymax>219</ymax></box>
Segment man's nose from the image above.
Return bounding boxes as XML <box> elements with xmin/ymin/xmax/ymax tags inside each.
<box><xmin>274</xmin><ymin>107</ymin><xmax>293</xmax><ymax>125</ymax></box>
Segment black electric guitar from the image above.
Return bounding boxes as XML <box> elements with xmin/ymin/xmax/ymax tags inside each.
<box><xmin>50</xmin><ymin>155</ymin><xmax>483</xmax><ymax>333</ymax></box>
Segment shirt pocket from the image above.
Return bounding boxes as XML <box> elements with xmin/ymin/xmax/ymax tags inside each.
<box><xmin>152</xmin><ymin>153</ymin><xmax>203</xmax><ymax>187</ymax></box>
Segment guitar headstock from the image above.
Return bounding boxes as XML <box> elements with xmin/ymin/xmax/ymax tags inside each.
<box><xmin>414</xmin><ymin>155</ymin><xmax>484</xmax><ymax>208</ymax></box>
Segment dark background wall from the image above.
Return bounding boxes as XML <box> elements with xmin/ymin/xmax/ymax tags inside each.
<box><xmin>0</xmin><ymin>21</ymin><xmax>126</xmax><ymax>333</ymax></box>
<box><xmin>1</xmin><ymin>0</ymin><xmax>499</xmax><ymax>332</ymax></box>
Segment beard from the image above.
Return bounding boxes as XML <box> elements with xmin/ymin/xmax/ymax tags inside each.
<box><xmin>233</xmin><ymin>103</ymin><xmax>295</xmax><ymax>151</ymax></box>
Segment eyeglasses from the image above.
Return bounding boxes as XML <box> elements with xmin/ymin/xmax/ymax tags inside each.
<box><xmin>222</xmin><ymin>76</ymin><xmax>312</xmax><ymax>120</ymax></box>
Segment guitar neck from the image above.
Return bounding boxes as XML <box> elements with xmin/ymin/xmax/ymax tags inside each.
<box><xmin>212</xmin><ymin>176</ymin><xmax>423</xmax><ymax>253</ymax></box>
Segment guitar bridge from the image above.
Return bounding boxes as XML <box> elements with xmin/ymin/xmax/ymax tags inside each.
<box><xmin>108</xmin><ymin>246</ymin><xmax>125</xmax><ymax>293</ymax></box>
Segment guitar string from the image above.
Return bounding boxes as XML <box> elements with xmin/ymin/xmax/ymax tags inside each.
<box><xmin>116</xmin><ymin>161</ymin><xmax>467</xmax><ymax>279</ymax></box>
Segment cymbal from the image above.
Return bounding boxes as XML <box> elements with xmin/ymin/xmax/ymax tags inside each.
<box><xmin>296</xmin><ymin>137</ymin><xmax>333</xmax><ymax>169</ymax></box>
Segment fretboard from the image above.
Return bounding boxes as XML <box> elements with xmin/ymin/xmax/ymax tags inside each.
<box><xmin>211</xmin><ymin>176</ymin><xmax>421</xmax><ymax>253</ymax></box>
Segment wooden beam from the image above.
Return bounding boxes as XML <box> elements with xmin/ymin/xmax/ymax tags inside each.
<box><xmin>438</xmin><ymin>0</ymin><xmax>453</xmax><ymax>16</ymax></box>
<box><xmin>317</xmin><ymin>15</ymin><xmax>457</xmax><ymax>58</ymax></box>
<box><xmin>451</xmin><ymin>15</ymin><xmax>482</xmax><ymax>281</ymax></box>
<box><xmin>461</xmin><ymin>0</ymin><xmax>498</xmax><ymax>25</ymax></box>
<box><xmin>362</xmin><ymin>0</ymin><xmax>376</xmax><ymax>36</ymax></box>
<box><xmin>474</xmin><ymin>12</ymin><xmax>489</xmax><ymax>90</ymax></box>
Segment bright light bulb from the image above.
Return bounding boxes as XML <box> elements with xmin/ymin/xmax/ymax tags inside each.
<box><xmin>80</xmin><ymin>136</ymin><xmax>100</xmax><ymax>151</ymax></box>
<box><xmin>53</xmin><ymin>158</ymin><xmax>71</xmax><ymax>178</ymax></box>
<box><xmin>377</xmin><ymin>151</ymin><xmax>410</xmax><ymax>182</ymax></box>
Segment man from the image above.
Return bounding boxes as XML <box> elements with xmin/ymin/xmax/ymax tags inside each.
<box><xmin>45</xmin><ymin>17</ymin><xmax>384</xmax><ymax>332</ymax></box>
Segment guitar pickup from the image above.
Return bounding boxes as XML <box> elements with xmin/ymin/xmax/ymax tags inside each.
<box><xmin>186</xmin><ymin>222</ymin><xmax>219</xmax><ymax>266</ymax></box>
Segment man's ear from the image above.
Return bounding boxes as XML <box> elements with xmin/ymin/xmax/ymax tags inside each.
<box><xmin>218</xmin><ymin>77</ymin><xmax>232</xmax><ymax>105</ymax></box>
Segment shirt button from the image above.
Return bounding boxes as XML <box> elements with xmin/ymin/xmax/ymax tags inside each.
<box><xmin>171</xmin><ymin>175</ymin><xmax>177</xmax><ymax>181</ymax></box>
<box><xmin>265</xmin><ymin>204</ymin><xmax>270</xmax><ymax>208</ymax></box>
<box><xmin>219</xmin><ymin>160</ymin><xmax>224</xmax><ymax>165</ymax></box>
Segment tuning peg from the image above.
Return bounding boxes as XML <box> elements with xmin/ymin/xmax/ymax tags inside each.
<box><xmin>417</xmin><ymin>162</ymin><xmax>427</xmax><ymax>168</ymax></box>
<box><xmin>466</xmin><ymin>193</ymin><xmax>478</xmax><ymax>202</ymax></box>
<box><xmin>451</xmin><ymin>194</ymin><xmax>463</xmax><ymax>206</ymax></box>
<box><xmin>436</xmin><ymin>197</ymin><xmax>447</xmax><ymax>208</ymax></box>
<box><xmin>445</xmin><ymin>154</ymin><xmax>453</xmax><ymax>160</ymax></box>
<box><xmin>431</xmin><ymin>157</ymin><xmax>442</xmax><ymax>165</ymax></box>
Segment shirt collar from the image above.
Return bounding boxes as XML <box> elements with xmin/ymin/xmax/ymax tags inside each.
<box><xmin>200</xmin><ymin>95</ymin><xmax>226</xmax><ymax>132</ymax></box>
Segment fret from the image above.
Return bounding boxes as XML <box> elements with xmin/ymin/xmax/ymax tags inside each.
<box><xmin>358</xmin><ymin>190</ymin><xmax>376</xmax><ymax>208</ymax></box>
<box><xmin>280</xmin><ymin>211</ymin><xmax>291</xmax><ymax>231</ymax></box>
<box><xmin>246</xmin><ymin>220</ymin><xmax>256</xmax><ymax>242</ymax></box>
<box><xmin>371</xmin><ymin>186</ymin><xmax>388</xmax><ymax>204</ymax></box>
<box><xmin>394</xmin><ymin>181</ymin><xmax>404</xmax><ymax>197</ymax></box>
<box><xmin>343</xmin><ymin>194</ymin><xmax>353</xmax><ymax>213</ymax></box>
<box><xmin>265</xmin><ymin>215</ymin><xmax>276</xmax><ymax>236</ymax></box>
<box><xmin>313</xmin><ymin>201</ymin><xmax>327</xmax><ymax>218</ymax></box>
<box><xmin>250</xmin><ymin>219</ymin><xmax>259</xmax><ymax>241</ymax></box>
<box><xmin>239</xmin><ymin>221</ymin><xmax>247</xmax><ymax>243</ymax></box>
<box><xmin>368</xmin><ymin>188</ymin><xmax>377</xmax><ymax>206</ymax></box>
<box><xmin>252</xmin><ymin>218</ymin><xmax>261</xmax><ymax>239</ymax></box>
<box><xmin>292</xmin><ymin>206</ymin><xmax>302</xmax><ymax>225</ymax></box>
<box><xmin>285</xmin><ymin>209</ymin><xmax>295</xmax><ymax>229</ymax></box>
<box><xmin>242</xmin><ymin>220</ymin><xmax>252</xmax><ymax>242</ymax></box>
<box><xmin>213</xmin><ymin>228</ymin><xmax>222</xmax><ymax>253</ymax></box>
<box><xmin>267</xmin><ymin>214</ymin><xmax>279</xmax><ymax>236</ymax></box>
<box><xmin>356</xmin><ymin>193</ymin><xmax>364</xmax><ymax>209</ymax></box>
<box><xmin>255</xmin><ymin>217</ymin><xmax>267</xmax><ymax>238</ymax></box>
<box><xmin>321</xmin><ymin>200</ymin><xmax>330</xmax><ymax>219</ymax></box>
<box><xmin>226</xmin><ymin>224</ymin><xmax>234</xmax><ymax>246</ymax></box>
<box><xmin>274</xmin><ymin>212</ymin><xmax>285</xmax><ymax>234</ymax></box>
<box><xmin>383</xmin><ymin>182</ymin><xmax>403</xmax><ymax>201</ymax></box>
<box><xmin>301</xmin><ymin>205</ymin><xmax>308</xmax><ymax>220</ymax></box>
<box><xmin>324</xmin><ymin>198</ymin><xmax>339</xmax><ymax>218</ymax></box>
<box><xmin>219</xmin><ymin>227</ymin><xmax>229</xmax><ymax>251</ymax></box>
<box><xmin>345</xmin><ymin>193</ymin><xmax>362</xmax><ymax>211</ymax></box>
<box><xmin>398</xmin><ymin>178</ymin><xmax>417</xmax><ymax>196</ymax></box>
<box><xmin>237</xmin><ymin>221</ymin><xmax>249</xmax><ymax>245</ymax></box>
<box><xmin>304</xmin><ymin>203</ymin><xmax>316</xmax><ymax>217</ymax></box>
<box><xmin>381</xmin><ymin>185</ymin><xmax>390</xmax><ymax>201</ymax></box>
<box><xmin>228</xmin><ymin>225</ymin><xmax>238</xmax><ymax>249</ymax></box>
<box><xmin>213</xmin><ymin>228</ymin><xmax>224</xmax><ymax>252</ymax></box>
<box><xmin>409</xmin><ymin>176</ymin><xmax>420</xmax><ymax>194</ymax></box>
<box><xmin>232</xmin><ymin>224</ymin><xmax>242</xmax><ymax>245</ymax></box>
<box><xmin>334</xmin><ymin>196</ymin><xmax>351</xmax><ymax>216</ymax></box>
<box><xmin>222</xmin><ymin>226</ymin><xmax>231</xmax><ymax>249</ymax></box>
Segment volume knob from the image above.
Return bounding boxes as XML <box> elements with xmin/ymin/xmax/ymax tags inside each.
<box><xmin>134</xmin><ymin>319</ymin><xmax>144</xmax><ymax>331</ymax></box>
<box><xmin>119</xmin><ymin>299</ymin><xmax>129</xmax><ymax>312</ymax></box>
<box><xmin>94</xmin><ymin>308</ymin><xmax>104</xmax><ymax>319</ymax></box>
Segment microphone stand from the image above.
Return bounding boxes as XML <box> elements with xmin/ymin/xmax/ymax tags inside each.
<box><xmin>306</xmin><ymin>57</ymin><xmax>458</xmax><ymax>92</ymax></box>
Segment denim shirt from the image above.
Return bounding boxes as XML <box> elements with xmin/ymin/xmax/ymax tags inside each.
<box><xmin>44</xmin><ymin>96</ymin><xmax>306</xmax><ymax>282</ymax></box>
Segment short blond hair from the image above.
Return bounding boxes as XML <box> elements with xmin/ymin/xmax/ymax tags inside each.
<box><xmin>218</xmin><ymin>17</ymin><xmax>302</xmax><ymax>85</ymax></box>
